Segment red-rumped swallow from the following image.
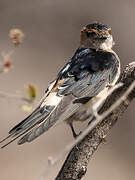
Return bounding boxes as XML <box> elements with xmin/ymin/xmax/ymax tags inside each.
<box><xmin>0</xmin><ymin>22</ymin><xmax>120</xmax><ymax>148</ymax></box>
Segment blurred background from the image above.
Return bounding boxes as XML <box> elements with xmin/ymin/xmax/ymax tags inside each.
<box><xmin>0</xmin><ymin>0</ymin><xmax>135</xmax><ymax>179</ymax></box>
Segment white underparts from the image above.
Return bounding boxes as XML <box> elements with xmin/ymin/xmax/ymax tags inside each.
<box><xmin>100</xmin><ymin>35</ymin><xmax>114</xmax><ymax>50</ymax></box>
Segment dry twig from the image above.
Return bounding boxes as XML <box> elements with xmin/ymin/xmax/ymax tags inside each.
<box><xmin>55</xmin><ymin>62</ymin><xmax>135</xmax><ymax>180</ymax></box>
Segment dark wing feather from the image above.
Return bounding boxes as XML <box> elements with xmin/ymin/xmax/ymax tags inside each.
<box><xmin>0</xmin><ymin>48</ymin><xmax>119</xmax><ymax>147</ymax></box>
<box><xmin>17</xmin><ymin>68</ymin><xmax>112</xmax><ymax>145</ymax></box>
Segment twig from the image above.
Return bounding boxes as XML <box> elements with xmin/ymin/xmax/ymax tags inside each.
<box><xmin>55</xmin><ymin>62</ymin><xmax>135</xmax><ymax>180</ymax></box>
<box><xmin>39</xmin><ymin>81</ymin><xmax>123</xmax><ymax>180</ymax></box>
<box><xmin>0</xmin><ymin>90</ymin><xmax>32</xmax><ymax>103</ymax></box>
<box><xmin>45</xmin><ymin>83</ymin><xmax>124</xmax><ymax>166</ymax></box>
<box><xmin>1</xmin><ymin>50</ymin><xmax>15</xmax><ymax>61</ymax></box>
<box><xmin>40</xmin><ymin>82</ymin><xmax>133</xmax><ymax>180</ymax></box>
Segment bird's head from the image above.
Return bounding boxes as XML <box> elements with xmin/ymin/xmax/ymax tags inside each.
<box><xmin>80</xmin><ymin>22</ymin><xmax>114</xmax><ymax>50</ymax></box>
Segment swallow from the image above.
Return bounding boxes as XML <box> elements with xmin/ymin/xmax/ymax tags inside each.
<box><xmin>0</xmin><ymin>22</ymin><xmax>120</xmax><ymax>148</ymax></box>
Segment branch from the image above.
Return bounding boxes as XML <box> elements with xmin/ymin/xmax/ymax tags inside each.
<box><xmin>55</xmin><ymin>62</ymin><xmax>135</xmax><ymax>180</ymax></box>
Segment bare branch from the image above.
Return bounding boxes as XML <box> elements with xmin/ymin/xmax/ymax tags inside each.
<box><xmin>55</xmin><ymin>62</ymin><xmax>135</xmax><ymax>180</ymax></box>
<box><xmin>46</xmin><ymin>83</ymin><xmax>124</xmax><ymax>168</ymax></box>
<box><xmin>0</xmin><ymin>90</ymin><xmax>33</xmax><ymax>103</ymax></box>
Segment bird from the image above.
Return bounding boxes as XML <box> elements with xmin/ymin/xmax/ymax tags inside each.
<box><xmin>0</xmin><ymin>22</ymin><xmax>120</xmax><ymax>148</ymax></box>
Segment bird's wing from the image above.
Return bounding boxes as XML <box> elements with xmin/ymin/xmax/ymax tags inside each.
<box><xmin>0</xmin><ymin>48</ymin><xmax>119</xmax><ymax>148</ymax></box>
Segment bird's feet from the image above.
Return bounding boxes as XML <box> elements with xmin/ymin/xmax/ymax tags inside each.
<box><xmin>69</xmin><ymin>122</ymin><xmax>82</xmax><ymax>138</ymax></box>
<box><xmin>106</xmin><ymin>83</ymin><xmax>113</xmax><ymax>89</ymax></box>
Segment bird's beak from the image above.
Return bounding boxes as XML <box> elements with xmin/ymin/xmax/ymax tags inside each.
<box><xmin>99</xmin><ymin>34</ymin><xmax>109</xmax><ymax>40</ymax></box>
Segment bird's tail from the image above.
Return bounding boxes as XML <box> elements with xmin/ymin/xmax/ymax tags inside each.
<box><xmin>17</xmin><ymin>95</ymin><xmax>76</xmax><ymax>145</ymax></box>
<box><xmin>0</xmin><ymin>104</ymin><xmax>57</xmax><ymax>148</ymax></box>
<box><xmin>0</xmin><ymin>92</ymin><xmax>77</xmax><ymax>148</ymax></box>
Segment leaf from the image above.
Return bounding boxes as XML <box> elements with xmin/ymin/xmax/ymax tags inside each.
<box><xmin>27</xmin><ymin>84</ymin><xmax>37</xmax><ymax>102</ymax></box>
<box><xmin>21</xmin><ymin>105</ymin><xmax>32</xmax><ymax>113</ymax></box>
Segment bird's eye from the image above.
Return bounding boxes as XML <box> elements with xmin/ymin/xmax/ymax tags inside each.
<box><xmin>86</xmin><ymin>31</ymin><xmax>96</xmax><ymax>37</ymax></box>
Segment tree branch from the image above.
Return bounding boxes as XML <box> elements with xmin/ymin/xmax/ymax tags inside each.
<box><xmin>55</xmin><ymin>62</ymin><xmax>135</xmax><ymax>180</ymax></box>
